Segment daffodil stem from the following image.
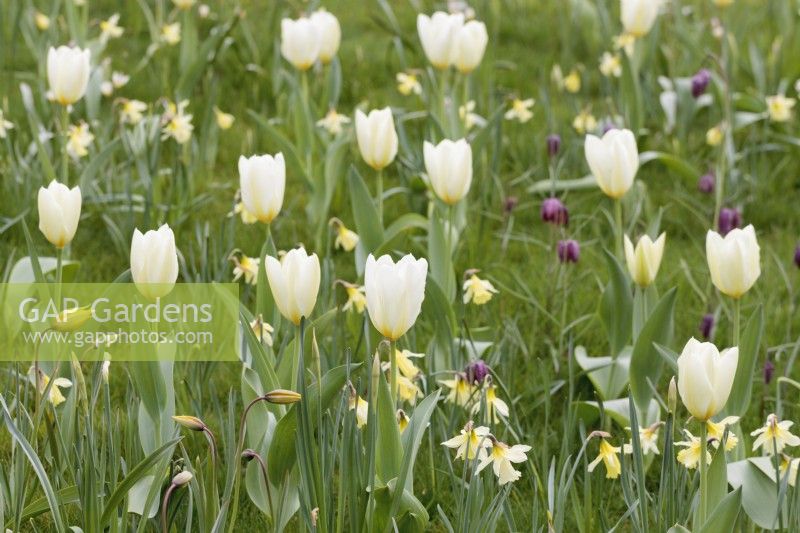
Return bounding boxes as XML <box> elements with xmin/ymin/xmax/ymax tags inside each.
<box><xmin>773</xmin><ymin>434</ymin><xmax>785</xmax><ymax>530</ymax></box>
<box><xmin>376</xmin><ymin>169</ymin><xmax>384</xmax><ymax>228</ymax></box>
<box><xmin>699</xmin><ymin>421</ymin><xmax>708</xmax><ymax>526</ymax></box>
<box><xmin>389</xmin><ymin>339</ymin><xmax>397</xmax><ymax>406</ymax></box>
<box><xmin>614</xmin><ymin>199</ymin><xmax>623</xmax><ymax>260</ymax></box>
<box><xmin>733</xmin><ymin>298</ymin><xmax>741</xmax><ymax>347</ymax></box>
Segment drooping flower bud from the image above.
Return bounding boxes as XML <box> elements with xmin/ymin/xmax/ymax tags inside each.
<box><xmin>557</xmin><ymin>239</ymin><xmax>580</xmax><ymax>263</ymax></box>
<box><xmin>172</xmin><ymin>415</ymin><xmax>206</xmax><ymax>432</ymax></box>
<box><xmin>464</xmin><ymin>359</ymin><xmax>490</xmax><ymax>385</ymax></box>
<box><xmin>794</xmin><ymin>245</ymin><xmax>800</xmax><ymax>269</ymax></box>
<box><xmin>668</xmin><ymin>376</ymin><xmax>677</xmax><ymax>414</ymax></box>
<box><xmin>764</xmin><ymin>359</ymin><xmax>775</xmax><ymax>385</ymax></box>
<box><xmin>698</xmin><ymin>172</ymin><xmax>715</xmax><ymax>194</ymax></box>
<box><xmin>503</xmin><ymin>196</ymin><xmax>518</xmax><ymax>216</ymax></box>
<box><xmin>264</xmin><ymin>389</ymin><xmax>302</xmax><ymax>405</ymax></box>
<box><xmin>699</xmin><ymin>313</ymin><xmax>715</xmax><ymax>340</ymax></box>
<box><xmin>541</xmin><ymin>197</ymin><xmax>569</xmax><ymax>226</ymax></box>
<box><xmin>717</xmin><ymin>207</ymin><xmax>741</xmax><ymax>236</ymax></box>
<box><xmin>546</xmin><ymin>134</ymin><xmax>561</xmax><ymax>158</ymax></box>
<box><xmin>171</xmin><ymin>471</ymin><xmax>193</xmax><ymax>487</ymax></box>
<box><xmin>691</xmin><ymin>68</ymin><xmax>711</xmax><ymax>98</ymax></box>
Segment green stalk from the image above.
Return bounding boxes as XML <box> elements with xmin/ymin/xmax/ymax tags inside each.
<box><xmin>389</xmin><ymin>339</ymin><xmax>397</xmax><ymax>406</ymax></box>
<box><xmin>733</xmin><ymin>297</ymin><xmax>741</xmax><ymax>347</ymax></box>
<box><xmin>698</xmin><ymin>421</ymin><xmax>708</xmax><ymax>526</ymax></box>
<box><xmin>60</xmin><ymin>105</ymin><xmax>69</xmax><ymax>184</ymax></box>
<box><xmin>376</xmin><ymin>169</ymin><xmax>384</xmax><ymax>228</ymax></box>
<box><xmin>614</xmin><ymin>199</ymin><xmax>624</xmax><ymax>260</ymax></box>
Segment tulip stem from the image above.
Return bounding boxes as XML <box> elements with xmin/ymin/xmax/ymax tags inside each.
<box><xmin>698</xmin><ymin>421</ymin><xmax>708</xmax><ymax>525</ymax></box>
<box><xmin>60</xmin><ymin>105</ymin><xmax>69</xmax><ymax>184</ymax></box>
<box><xmin>614</xmin><ymin>199</ymin><xmax>624</xmax><ymax>259</ymax></box>
<box><xmin>55</xmin><ymin>247</ymin><xmax>63</xmax><ymax>312</ymax></box>
<box><xmin>376</xmin><ymin>169</ymin><xmax>384</xmax><ymax>228</ymax></box>
<box><xmin>389</xmin><ymin>339</ymin><xmax>397</xmax><ymax>406</ymax></box>
<box><xmin>733</xmin><ymin>298</ymin><xmax>740</xmax><ymax>348</ymax></box>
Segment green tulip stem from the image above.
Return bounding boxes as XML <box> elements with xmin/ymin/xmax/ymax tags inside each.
<box><xmin>614</xmin><ymin>199</ymin><xmax>624</xmax><ymax>259</ymax></box>
<box><xmin>389</xmin><ymin>338</ymin><xmax>397</xmax><ymax>406</ymax></box>
<box><xmin>60</xmin><ymin>105</ymin><xmax>69</xmax><ymax>184</ymax></box>
<box><xmin>55</xmin><ymin>247</ymin><xmax>63</xmax><ymax>312</ymax></box>
<box><xmin>376</xmin><ymin>168</ymin><xmax>384</xmax><ymax>228</ymax></box>
<box><xmin>733</xmin><ymin>297</ymin><xmax>741</xmax><ymax>348</ymax></box>
<box><xmin>699</xmin><ymin>420</ymin><xmax>708</xmax><ymax>525</ymax></box>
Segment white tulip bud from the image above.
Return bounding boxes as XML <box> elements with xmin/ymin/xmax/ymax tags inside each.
<box><xmin>677</xmin><ymin>338</ymin><xmax>738</xmax><ymax>421</ymax></box>
<box><xmin>47</xmin><ymin>46</ymin><xmax>91</xmax><ymax>106</ymax></box>
<box><xmin>623</xmin><ymin>233</ymin><xmax>666</xmax><ymax>287</ymax></box>
<box><xmin>355</xmin><ymin>108</ymin><xmax>398</xmax><ymax>171</ymax></box>
<box><xmin>620</xmin><ymin>0</ymin><xmax>660</xmax><ymax>38</ymax></box>
<box><xmin>280</xmin><ymin>17</ymin><xmax>320</xmax><ymax>71</ymax></box>
<box><xmin>130</xmin><ymin>224</ymin><xmax>179</xmax><ymax>300</ymax></box>
<box><xmin>238</xmin><ymin>153</ymin><xmax>286</xmax><ymax>224</ymax></box>
<box><xmin>416</xmin><ymin>12</ymin><xmax>464</xmax><ymax>69</ymax></box>
<box><xmin>423</xmin><ymin>138</ymin><xmax>473</xmax><ymax>205</ymax></box>
<box><xmin>706</xmin><ymin>225</ymin><xmax>760</xmax><ymax>299</ymax></box>
<box><xmin>38</xmin><ymin>180</ymin><xmax>82</xmax><ymax>248</ymax></box>
<box><xmin>364</xmin><ymin>254</ymin><xmax>428</xmax><ymax>340</ymax></box>
<box><xmin>584</xmin><ymin>128</ymin><xmax>639</xmax><ymax>199</ymax></box>
<box><xmin>265</xmin><ymin>247</ymin><xmax>321</xmax><ymax>326</ymax></box>
<box><xmin>452</xmin><ymin>20</ymin><xmax>488</xmax><ymax>73</ymax></box>
<box><xmin>310</xmin><ymin>9</ymin><xmax>341</xmax><ymax>64</ymax></box>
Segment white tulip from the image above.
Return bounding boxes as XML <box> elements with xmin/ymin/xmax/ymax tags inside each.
<box><xmin>364</xmin><ymin>254</ymin><xmax>428</xmax><ymax>340</ymax></box>
<box><xmin>239</xmin><ymin>153</ymin><xmax>286</xmax><ymax>224</ymax></box>
<box><xmin>47</xmin><ymin>46</ymin><xmax>91</xmax><ymax>106</ymax></box>
<box><xmin>706</xmin><ymin>225</ymin><xmax>761</xmax><ymax>299</ymax></box>
<box><xmin>424</xmin><ymin>138</ymin><xmax>472</xmax><ymax>205</ymax></box>
<box><xmin>416</xmin><ymin>12</ymin><xmax>464</xmax><ymax>69</ymax></box>
<box><xmin>265</xmin><ymin>247</ymin><xmax>321</xmax><ymax>326</ymax></box>
<box><xmin>355</xmin><ymin>108</ymin><xmax>398</xmax><ymax>171</ymax></box>
<box><xmin>310</xmin><ymin>9</ymin><xmax>341</xmax><ymax>64</ymax></box>
<box><xmin>38</xmin><ymin>180</ymin><xmax>81</xmax><ymax>248</ymax></box>
<box><xmin>620</xmin><ymin>0</ymin><xmax>660</xmax><ymax>37</ymax></box>
<box><xmin>677</xmin><ymin>338</ymin><xmax>738</xmax><ymax>421</ymax></box>
<box><xmin>624</xmin><ymin>233</ymin><xmax>666</xmax><ymax>287</ymax></box>
<box><xmin>280</xmin><ymin>17</ymin><xmax>320</xmax><ymax>71</ymax></box>
<box><xmin>584</xmin><ymin>128</ymin><xmax>639</xmax><ymax>199</ymax></box>
<box><xmin>453</xmin><ymin>20</ymin><xmax>488</xmax><ymax>73</ymax></box>
<box><xmin>130</xmin><ymin>224</ymin><xmax>179</xmax><ymax>300</ymax></box>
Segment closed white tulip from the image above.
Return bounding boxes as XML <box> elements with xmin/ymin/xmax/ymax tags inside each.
<box><xmin>38</xmin><ymin>180</ymin><xmax>81</xmax><ymax>248</ymax></box>
<box><xmin>453</xmin><ymin>20</ymin><xmax>488</xmax><ymax>73</ymax></box>
<box><xmin>424</xmin><ymin>138</ymin><xmax>472</xmax><ymax>205</ymax></box>
<box><xmin>417</xmin><ymin>12</ymin><xmax>464</xmax><ymax>70</ymax></box>
<box><xmin>624</xmin><ymin>233</ymin><xmax>666</xmax><ymax>287</ymax></box>
<box><xmin>584</xmin><ymin>128</ymin><xmax>639</xmax><ymax>199</ymax></box>
<box><xmin>310</xmin><ymin>9</ymin><xmax>341</xmax><ymax>64</ymax></box>
<box><xmin>47</xmin><ymin>45</ymin><xmax>91</xmax><ymax>106</ymax></box>
<box><xmin>355</xmin><ymin>108</ymin><xmax>398</xmax><ymax>170</ymax></box>
<box><xmin>677</xmin><ymin>338</ymin><xmax>738</xmax><ymax>421</ymax></box>
<box><xmin>364</xmin><ymin>254</ymin><xmax>428</xmax><ymax>340</ymax></box>
<box><xmin>130</xmin><ymin>224</ymin><xmax>179</xmax><ymax>300</ymax></box>
<box><xmin>239</xmin><ymin>153</ymin><xmax>286</xmax><ymax>224</ymax></box>
<box><xmin>280</xmin><ymin>17</ymin><xmax>320</xmax><ymax>71</ymax></box>
<box><xmin>620</xmin><ymin>0</ymin><xmax>660</xmax><ymax>37</ymax></box>
<box><xmin>265</xmin><ymin>247</ymin><xmax>321</xmax><ymax>325</ymax></box>
<box><xmin>706</xmin><ymin>225</ymin><xmax>760</xmax><ymax>299</ymax></box>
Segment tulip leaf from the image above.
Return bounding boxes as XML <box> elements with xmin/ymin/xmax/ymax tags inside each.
<box><xmin>724</xmin><ymin>306</ymin><xmax>763</xmax><ymax>417</ymax></box>
<box><xmin>175</xmin><ymin>14</ymin><xmax>239</xmax><ymax>99</ymax></box>
<box><xmin>528</xmin><ymin>175</ymin><xmax>597</xmax><ymax>194</ymax></box>
<box><xmin>375</xmin><ymin>365</ymin><xmax>402</xmax><ymax>483</ymax></box>
<box><xmin>706</xmin><ymin>445</ymin><xmax>729</xmax><ymax>520</ymax></box>
<box><xmin>575</xmin><ymin>346</ymin><xmax>631</xmax><ymax>401</ymax></box>
<box><xmin>639</xmin><ymin>151</ymin><xmax>702</xmax><ymax>183</ymax></box>
<box><xmin>727</xmin><ymin>458</ymin><xmax>786</xmax><ymax>529</ymax></box>
<box><xmin>629</xmin><ymin>287</ymin><xmax>677</xmax><ymax>417</ymax></box>
<box><xmin>427</xmin><ymin>207</ymin><xmax>455</xmax><ymax>302</ymax></box>
<box><xmin>267</xmin><ymin>363</ymin><xmax>358</xmax><ymax>481</ymax></box>
<box><xmin>247</xmin><ymin>110</ymin><xmax>311</xmax><ymax>189</ymax></box>
<box><xmin>599</xmin><ymin>250</ymin><xmax>632</xmax><ymax>358</ymax></box>
<box><xmin>575</xmin><ymin>397</ymin><xmax>659</xmax><ymax>429</ymax></box>
<box><xmin>375</xmin><ymin>213</ymin><xmax>428</xmax><ymax>256</ymax></box>
<box><xmin>698</xmin><ymin>487</ymin><xmax>741</xmax><ymax>533</ymax></box>
<box><xmin>348</xmin><ymin>165</ymin><xmax>384</xmax><ymax>269</ymax></box>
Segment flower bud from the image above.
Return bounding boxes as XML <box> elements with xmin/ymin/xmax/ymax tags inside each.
<box><xmin>691</xmin><ymin>69</ymin><xmax>711</xmax><ymax>98</ymax></box>
<box><xmin>364</xmin><ymin>254</ymin><xmax>428</xmax><ymax>340</ymax></box>
<box><xmin>794</xmin><ymin>245</ymin><xmax>800</xmax><ymax>269</ymax></box>
<box><xmin>541</xmin><ymin>197</ymin><xmax>569</xmax><ymax>226</ymax></box>
<box><xmin>677</xmin><ymin>338</ymin><xmax>738</xmax><ymax>421</ymax></box>
<box><xmin>584</xmin><ymin>128</ymin><xmax>639</xmax><ymax>199</ymax></box>
<box><xmin>172</xmin><ymin>415</ymin><xmax>206</xmax><ymax>431</ymax></box>
<box><xmin>620</xmin><ymin>0</ymin><xmax>660</xmax><ymax>37</ymax></box>
<box><xmin>417</xmin><ymin>12</ymin><xmax>464</xmax><ymax>69</ymax></box>
<box><xmin>38</xmin><ymin>180</ymin><xmax>82</xmax><ymax>249</ymax></box>
<box><xmin>546</xmin><ymin>134</ymin><xmax>561</xmax><ymax>157</ymax></box>
<box><xmin>280</xmin><ymin>17</ymin><xmax>320</xmax><ymax>71</ymax></box>
<box><xmin>264</xmin><ymin>389</ymin><xmax>302</xmax><ymax>405</ymax></box>
<box><xmin>355</xmin><ymin>108</ymin><xmax>398</xmax><ymax>171</ymax></box>
<box><xmin>668</xmin><ymin>376</ymin><xmax>677</xmax><ymax>414</ymax></box>
<box><xmin>623</xmin><ymin>233</ymin><xmax>666</xmax><ymax>287</ymax></box>
<box><xmin>698</xmin><ymin>172</ymin><xmax>715</xmax><ymax>194</ymax></box>
<box><xmin>764</xmin><ymin>359</ymin><xmax>775</xmax><ymax>385</ymax></box>
<box><xmin>503</xmin><ymin>196</ymin><xmax>518</xmax><ymax>216</ymax></box>
<box><xmin>53</xmin><ymin>306</ymin><xmax>92</xmax><ymax>332</ymax></box>
<box><xmin>699</xmin><ymin>313</ymin><xmax>715</xmax><ymax>340</ymax></box>
<box><xmin>171</xmin><ymin>471</ymin><xmax>193</xmax><ymax>487</ymax></box>
<box><xmin>452</xmin><ymin>20</ymin><xmax>488</xmax><ymax>73</ymax></box>
<box><xmin>265</xmin><ymin>247</ymin><xmax>320</xmax><ymax>325</ymax></box>
<box><xmin>557</xmin><ymin>240</ymin><xmax>580</xmax><ymax>264</ymax></box>
<box><xmin>238</xmin><ymin>153</ymin><xmax>286</xmax><ymax>224</ymax></box>
<box><xmin>130</xmin><ymin>224</ymin><xmax>179</xmax><ymax>300</ymax></box>
<box><xmin>706</xmin><ymin>225</ymin><xmax>760</xmax><ymax>299</ymax></box>
<box><xmin>464</xmin><ymin>359</ymin><xmax>490</xmax><ymax>385</ymax></box>
<box><xmin>717</xmin><ymin>207</ymin><xmax>741</xmax><ymax>236</ymax></box>
<box><xmin>47</xmin><ymin>45</ymin><xmax>91</xmax><ymax>106</ymax></box>
<box><xmin>310</xmin><ymin>9</ymin><xmax>341</xmax><ymax>64</ymax></box>
<box><xmin>424</xmin><ymin>138</ymin><xmax>473</xmax><ymax>205</ymax></box>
